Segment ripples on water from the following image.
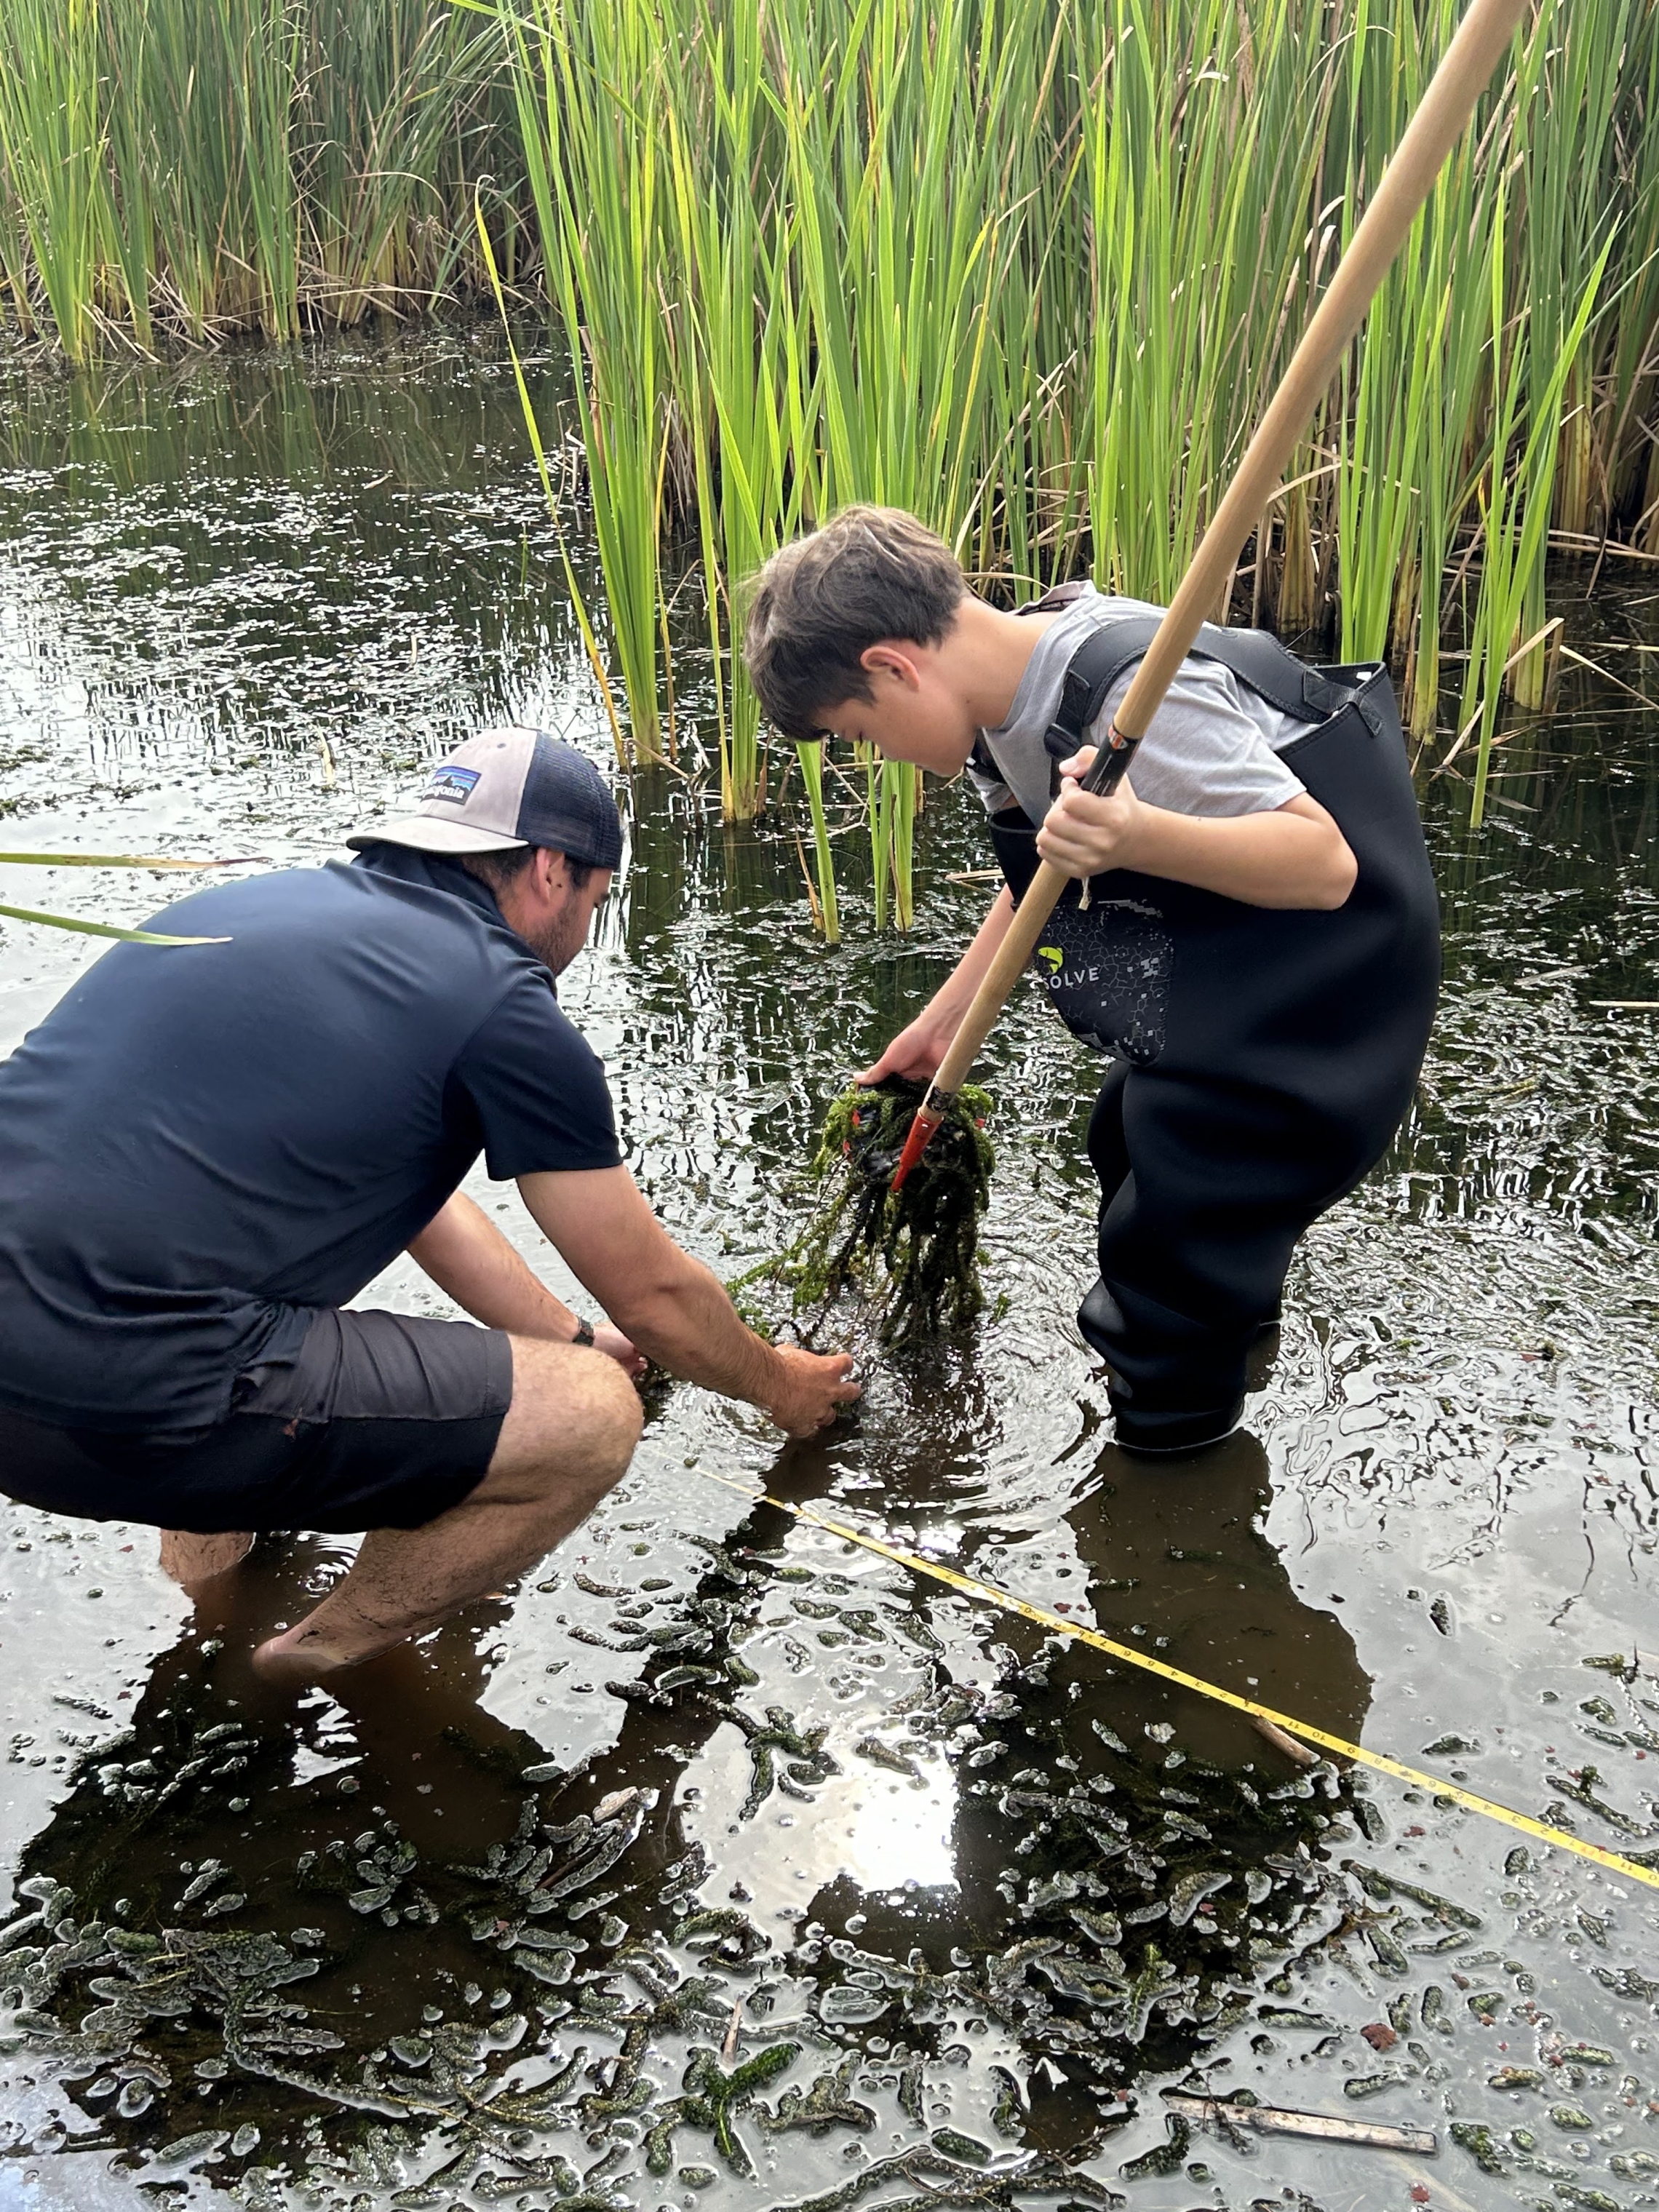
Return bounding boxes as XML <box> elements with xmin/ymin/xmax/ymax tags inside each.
<box><xmin>0</xmin><ymin>337</ymin><xmax>1655</xmax><ymax>2211</ymax></box>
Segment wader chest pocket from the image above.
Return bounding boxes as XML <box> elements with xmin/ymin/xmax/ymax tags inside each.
<box><xmin>1033</xmin><ymin>896</ymin><xmax>1171</xmax><ymax>1065</ymax></box>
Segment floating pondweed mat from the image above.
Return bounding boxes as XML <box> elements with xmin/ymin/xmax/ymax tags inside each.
<box><xmin>735</xmin><ymin>1078</ymin><xmax>994</xmax><ymax>1351</ymax></box>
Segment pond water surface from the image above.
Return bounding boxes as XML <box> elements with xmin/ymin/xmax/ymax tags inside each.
<box><xmin>0</xmin><ymin>335</ymin><xmax>1655</xmax><ymax>2212</ymax></box>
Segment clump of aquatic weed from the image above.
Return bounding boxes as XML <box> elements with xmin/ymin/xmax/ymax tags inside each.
<box><xmin>736</xmin><ymin>1076</ymin><xmax>994</xmax><ymax>1350</ymax></box>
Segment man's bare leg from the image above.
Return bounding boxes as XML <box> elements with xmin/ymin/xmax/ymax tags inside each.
<box><xmin>250</xmin><ymin>1337</ymin><xmax>641</xmax><ymax>1681</ymax></box>
<box><xmin>159</xmin><ymin>1529</ymin><xmax>255</xmax><ymax>1589</ymax></box>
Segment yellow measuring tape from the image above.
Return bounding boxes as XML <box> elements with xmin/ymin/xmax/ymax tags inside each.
<box><xmin>694</xmin><ymin>1469</ymin><xmax>1659</xmax><ymax>1895</ymax></box>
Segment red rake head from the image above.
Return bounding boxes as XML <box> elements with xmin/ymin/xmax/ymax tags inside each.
<box><xmin>890</xmin><ymin>1104</ymin><xmax>944</xmax><ymax>1192</ymax></box>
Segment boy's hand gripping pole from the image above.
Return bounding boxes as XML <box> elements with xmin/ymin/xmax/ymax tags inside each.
<box><xmin>891</xmin><ymin>0</ymin><xmax>1529</xmax><ymax>1195</ymax></box>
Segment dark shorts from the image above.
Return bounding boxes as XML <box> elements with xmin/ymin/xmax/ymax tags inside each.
<box><xmin>0</xmin><ymin>1310</ymin><xmax>514</xmax><ymax>1534</ymax></box>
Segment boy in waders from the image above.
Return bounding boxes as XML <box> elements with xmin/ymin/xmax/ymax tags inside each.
<box><xmin>744</xmin><ymin>506</ymin><xmax>1439</xmax><ymax>1454</ymax></box>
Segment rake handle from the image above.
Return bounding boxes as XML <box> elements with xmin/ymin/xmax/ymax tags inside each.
<box><xmin>904</xmin><ymin>0</ymin><xmax>1530</xmax><ymax>1146</ymax></box>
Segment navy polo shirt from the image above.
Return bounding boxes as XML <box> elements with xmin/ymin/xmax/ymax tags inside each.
<box><xmin>0</xmin><ymin>847</ymin><xmax>622</xmax><ymax>1433</ymax></box>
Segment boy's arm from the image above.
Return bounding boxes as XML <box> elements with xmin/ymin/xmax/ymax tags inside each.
<box><xmin>860</xmin><ymin>886</ymin><xmax>1014</xmax><ymax>1083</ymax></box>
<box><xmin>862</xmin><ymin>736</ymin><xmax>1355</xmax><ymax>1086</ymax></box>
<box><xmin>1039</xmin><ymin>747</ymin><xmax>1356</xmax><ymax>910</ymax></box>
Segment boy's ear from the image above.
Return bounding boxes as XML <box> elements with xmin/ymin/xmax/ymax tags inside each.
<box><xmin>859</xmin><ymin>640</ymin><xmax>924</xmax><ymax>689</ymax></box>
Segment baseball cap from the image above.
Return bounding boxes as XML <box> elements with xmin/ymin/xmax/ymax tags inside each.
<box><xmin>346</xmin><ymin>728</ymin><xmax>624</xmax><ymax>869</ymax></box>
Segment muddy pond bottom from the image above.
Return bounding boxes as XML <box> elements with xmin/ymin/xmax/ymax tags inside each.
<box><xmin>0</xmin><ymin>335</ymin><xmax>1657</xmax><ymax>2211</ymax></box>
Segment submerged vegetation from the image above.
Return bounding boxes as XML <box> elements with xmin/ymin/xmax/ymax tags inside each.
<box><xmin>4</xmin><ymin>1</ymin><xmax>1659</xmax><ymax>875</ymax></box>
<box><xmin>0</xmin><ymin>1514</ymin><xmax>1372</xmax><ymax>2183</ymax></box>
<box><xmin>7</xmin><ymin>1507</ymin><xmax>1655</xmax><ymax>2191</ymax></box>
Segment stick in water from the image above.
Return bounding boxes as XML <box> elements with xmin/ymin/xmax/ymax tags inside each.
<box><xmin>1161</xmin><ymin>2093</ymin><xmax>1438</xmax><ymax>2156</ymax></box>
<box><xmin>891</xmin><ymin>0</ymin><xmax>1532</xmax><ymax>1193</ymax></box>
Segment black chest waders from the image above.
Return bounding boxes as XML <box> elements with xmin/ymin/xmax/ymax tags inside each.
<box><xmin>984</xmin><ymin>606</ymin><xmax>1441</xmax><ymax>1452</ymax></box>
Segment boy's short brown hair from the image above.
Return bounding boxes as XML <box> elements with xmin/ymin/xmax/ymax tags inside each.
<box><xmin>743</xmin><ymin>505</ymin><xmax>966</xmax><ymax>740</ymax></box>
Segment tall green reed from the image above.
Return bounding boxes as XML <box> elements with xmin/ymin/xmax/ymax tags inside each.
<box><xmin>1502</xmin><ymin>0</ymin><xmax>1628</xmax><ymax>712</ymax></box>
<box><xmin>1593</xmin><ymin>12</ymin><xmax>1659</xmax><ymax>553</ymax></box>
<box><xmin>6</xmin><ymin>0</ymin><xmax>1659</xmax><ymax>854</ymax></box>
<box><xmin>773</xmin><ymin>0</ymin><xmax>1054</xmax><ymax>925</ymax></box>
<box><xmin>107</xmin><ymin>0</ymin><xmax>308</xmax><ymax>343</ymax></box>
<box><xmin>1396</xmin><ymin>87</ymin><xmax>1503</xmax><ymax>739</ymax></box>
<box><xmin>1</xmin><ymin>0</ymin><xmax>509</xmax><ymax>350</ymax></box>
<box><xmin>1331</xmin><ymin>0</ymin><xmax>1504</xmax><ymax>754</ymax></box>
<box><xmin>659</xmin><ymin>1</ymin><xmax>841</xmax><ymax>933</ymax></box>
<box><xmin>1334</xmin><ymin>0</ymin><xmax>1450</xmax><ymax>667</ymax></box>
<box><xmin>1458</xmin><ymin>180</ymin><xmax>1609</xmax><ymax>824</ymax></box>
<box><xmin>296</xmin><ymin>0</ymin><xmax>493</xmax><ymax>322</ymax></box>
<box><xmin>0</xmin><ymin>0</ymin><xmax>114</xmax><ymax>361</ymax></box>
<box><xmin>498</xmin><ymin>0</ymin><xmax>669</xmax><ymax>766</ymax></box>
<box><xmin>664</xmin><ymin>0</ymin><xmax>786</xmax><ymax>821</ymax></box>
<box><xmin>1079</xmin><ymin>0</ymin><xmax>1329</xmax><ymax>609</ymax></box>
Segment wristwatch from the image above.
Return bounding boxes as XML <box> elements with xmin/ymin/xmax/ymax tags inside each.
<box><xmin>571</xmin><ymin>1318</ymin><xmax>597</xmax><ymax>1348</ymax></box>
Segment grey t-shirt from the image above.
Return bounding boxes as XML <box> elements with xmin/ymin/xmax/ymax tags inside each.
<box><xmin>970</xmin><ymin>584</ymin><xmax>1305</xmax><ymax>826</ymax></box>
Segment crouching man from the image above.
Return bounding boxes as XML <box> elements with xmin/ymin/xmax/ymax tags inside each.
<box><xmin>0</xmin><ymin>731</ymin><xmax>857</xmax><ymax>1676</ymax></box>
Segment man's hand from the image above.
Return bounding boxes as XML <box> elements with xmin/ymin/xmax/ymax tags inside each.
<box><xmin>762</xmin><ymin>1343</ymin><xmax>862</xmax><ymax>1435</ymax></box>
<box><xmin>1037</xmin><ymin>747</ymin><xmax>1146</xmax><ymax>878</ymax></box>
<box><xmin>594</xmin><ymin>1322</ymin><xmax>647</xmax><ymax>1379</ymax></box>
<box><xmin>520</xmin><ymin>1166</ymin><xmax>862</xmax><ymax>1431</ymax></box>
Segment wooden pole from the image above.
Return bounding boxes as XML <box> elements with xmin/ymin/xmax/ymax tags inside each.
<box><xmin>891</xmin><ymin>0</ymin><xmax>1530</xmax><ymax>1190</ymax></box>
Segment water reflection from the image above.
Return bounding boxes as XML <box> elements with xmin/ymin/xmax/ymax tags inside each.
<box><xmin>1047</xmin><ymin>1431</ymin><xmax>1368</xmax><ymax>1769</ymax></box>
<box><xmin>0</xmin><ymin>332</ymin><xmax>643</xmax><ymax>819</ymax></box>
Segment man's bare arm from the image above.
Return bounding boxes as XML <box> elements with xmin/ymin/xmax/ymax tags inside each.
<box><xmin>408</xmin><ymin>1192</ymin><xmax>642</xmax><ymax>1372</ymax></box>
<box><xmin>519</xmin><ymin>1166</ymin><xmax>859</xmax><ymax>1435</ymax></box>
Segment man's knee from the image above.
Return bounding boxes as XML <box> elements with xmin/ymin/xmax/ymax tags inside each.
<box><xmin>495</xmin><ymin>1338</ymin><xmax>642</xmax><ymax>1491</ymax></box>
<box><xmin>529</xmin><ymin>1344</ymin><xmax>641</xmax><ymax>1473</ymax></box>
<box><xmin>583</xmin><ymin>1351</ymin><xmax>644</xmax><ymax>1465</ymax></box>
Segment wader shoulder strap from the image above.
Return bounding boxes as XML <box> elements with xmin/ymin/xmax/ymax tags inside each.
<box><xmin>1042</xmin><ymin>611</ymin><xmax>1358</xmax><ymax>763</ymax></box>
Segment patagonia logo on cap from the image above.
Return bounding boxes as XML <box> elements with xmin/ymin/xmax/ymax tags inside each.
<box><xmin>423</xmin><ymin>764</ymin><xmax>481</xmax><ymax>805</ymax></box>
